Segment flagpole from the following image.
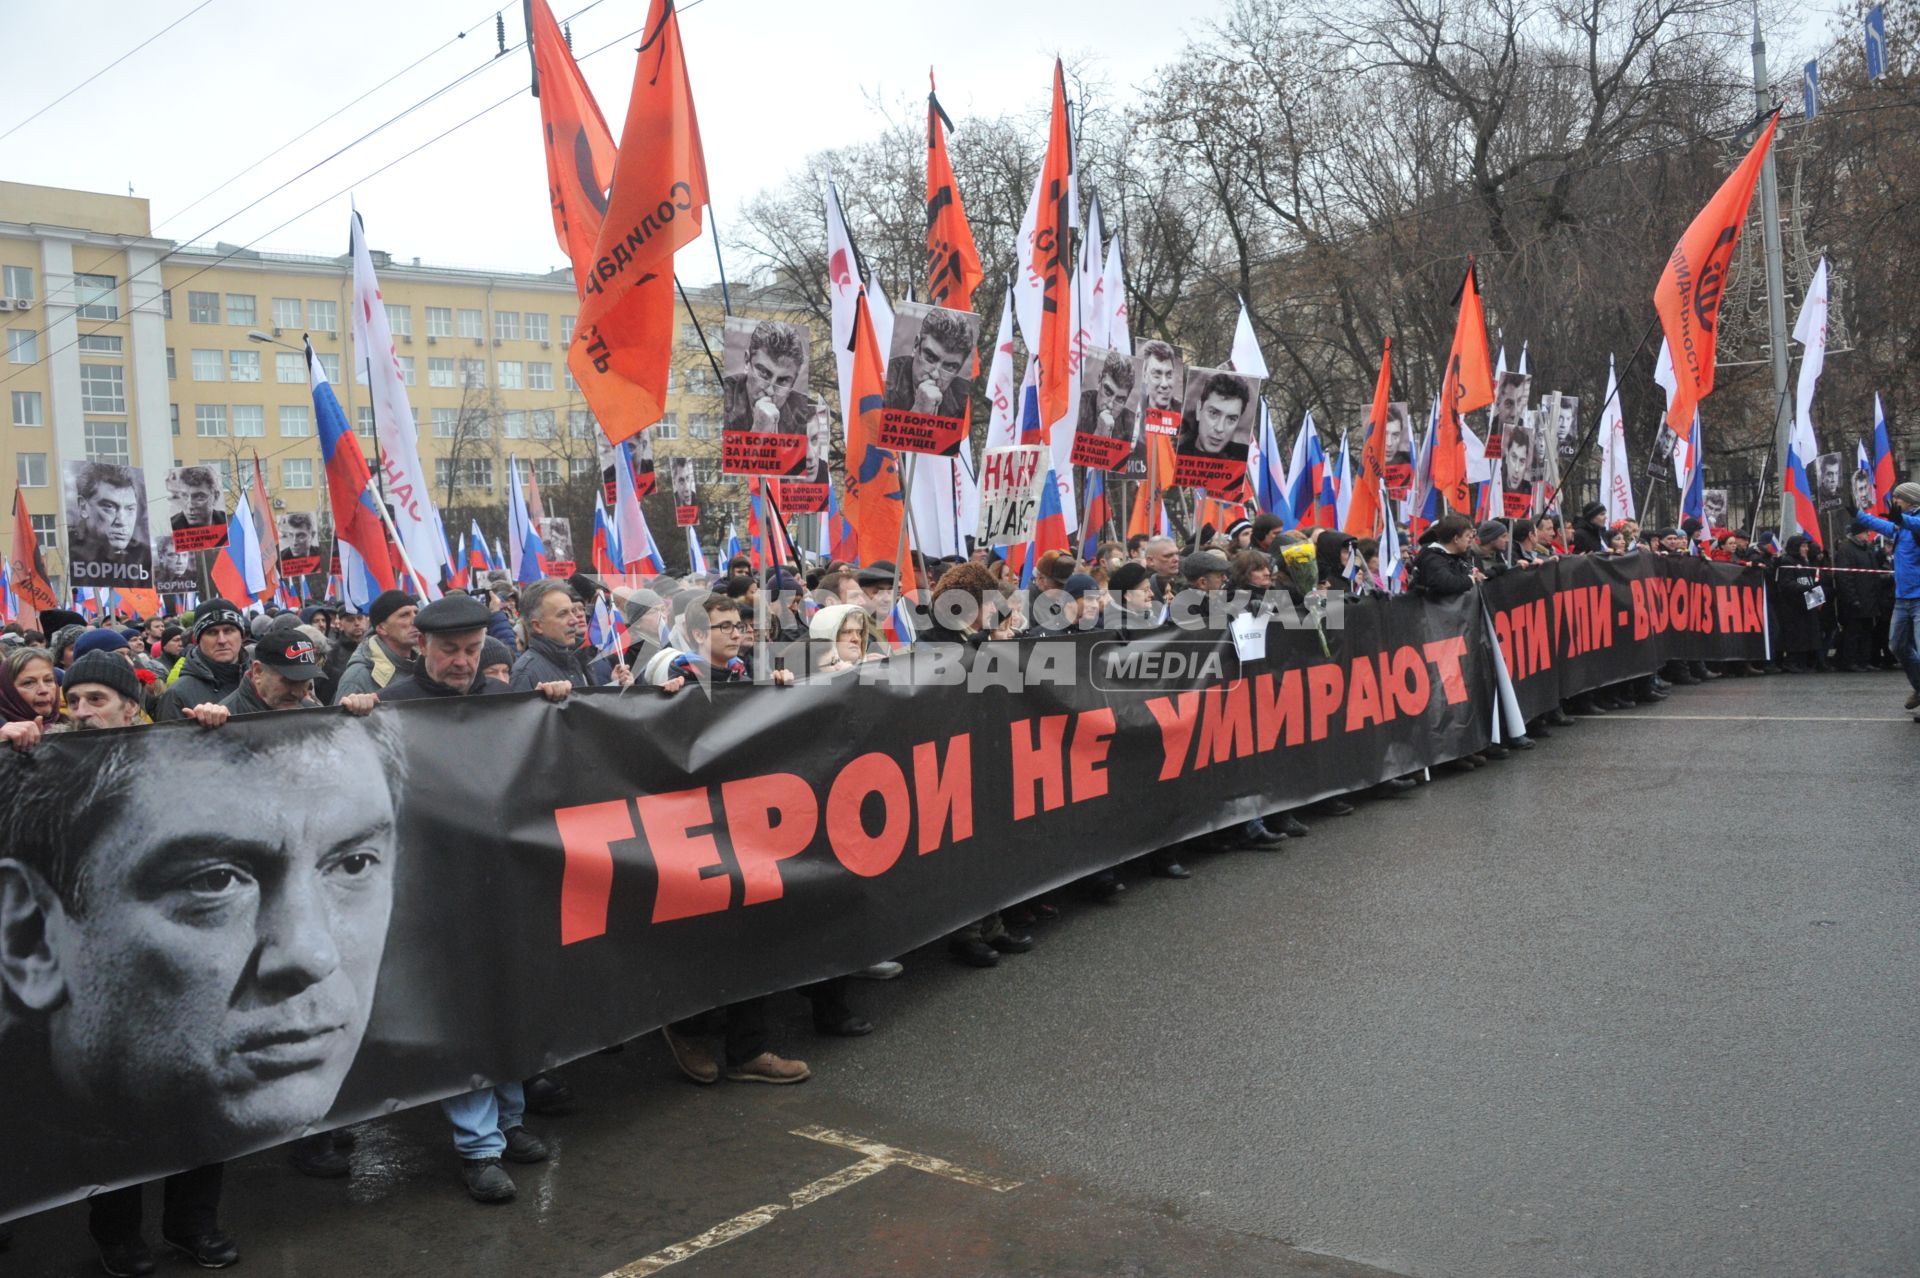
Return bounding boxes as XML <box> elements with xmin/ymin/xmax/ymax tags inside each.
<box><xmin>1539</xmin><ymin>310</ymin><xmax>1662</xmax><ymax>516</ymax></box>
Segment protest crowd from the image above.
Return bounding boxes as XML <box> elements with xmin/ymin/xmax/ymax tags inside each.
<box><xmin>3</xmin><ymin>469</ymin><xmax>1918</xmax><ymax>1270</ymax></box>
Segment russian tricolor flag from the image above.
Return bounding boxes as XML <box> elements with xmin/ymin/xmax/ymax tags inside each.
<box><xmin>724</xmin><ymin>522</ymin><xmax>744</xmax><ymax>566</ymax></box>
<box><xmin>211</xmin><ymin>489</ymin><xmax>268</xmax><ymax>605</ymax></box>
<box><xmin>686</xmin><ymin>527</ymin><xmax>709</xmax><ymax>576</ymax></box>
<box><xmin>1871</xmin><ymin>394</ymin><xmax>1895</xmax><ymax>515</ymax></box>
<box><xmin>1286</xmin><ymin>413</ymin><xmax>1330</xmax><ymax>530</ymax></box>
<box><xmin>824</xmin><ymin>482</ymin><xmax>856</xmax><ymax>564</ymax></box>
<box><xmin>1784</xmin><ymin>412</ymin><xmax>1822</xmax><ymax>547</ymax></box>
<box><xmin>1079</xmin><ymin>467</ymin><xmax>1110</xmax><ymax>559</ymax></box>
<box><xmin>507</xmin><ymin>457</ymin><xmax>548</xmax><ymax>583</ymax></box>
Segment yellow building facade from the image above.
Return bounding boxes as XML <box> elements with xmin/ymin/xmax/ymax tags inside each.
<box><xmin>2</xmin><ymin>180</ymin><xmax>753</xmax><ymax>592</ymax></box>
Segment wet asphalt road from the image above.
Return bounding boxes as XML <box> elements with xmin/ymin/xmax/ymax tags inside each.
<box><xmin>4</xmin><ymin>671</ymin><xmax>1915</xmax><ymax>1277</ymax></box>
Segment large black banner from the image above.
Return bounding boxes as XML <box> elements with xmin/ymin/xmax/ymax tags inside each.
<box><xmin>0</xmin><ymin>559</ymin><xmax>1762</xmax><ymax>1221</ymax></box>
<box><xmin>1483</xmin><ymin>554</ymin><xmax>1769</xmax><ymax>723</ymax></box>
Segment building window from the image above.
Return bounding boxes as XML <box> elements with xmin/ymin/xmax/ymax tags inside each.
<box><xmin>654</xmin><ymin>412</ymin><xmax>678</xmax><ymax>439</ymax></box>
<box><xmin>198</xmin><ymin>458</ymin><xmax>232</xmax><ymax>492</ymax></box>
<box><xmin>461</xmin><ymin>457</ymin><xmax>494</xmax><ymax>492</ymax></box>
<box><xmin>568</xmin><ymin>409</ymin><xmax>595</xmax><ymax>438</ymax></box>
<box><xmin>11</xmin><ymin>390</ymin><xmax>42</xmax><ymax>426</ymax></box>
<box><xmin>30</xmin><ymin>513</ymin><xmax>56</xmax><ymax>550</ymax></box>
<box><xmin>681</xmin><ymin>323</ymin><xmax>702</xmax><ymax>349</ymax></box>
<box><xmin>80</xmin><ymin>363</ymin><xmax>127</xmax><ymax>413</ymax></box>
<box><xmin>195</xmin><ymin>405</ymin><xmax>228</xmax><ymax>437</ymax></box>
<box><xmin>74</xmin><ymin>273</ymin><xmax>119</xmax><ymax>320</ymax></box>
<box><xmin>531</xmin><ymin>457</ymin><xmax>561</xmax><ymax>489</ymax></box>
<box><xmin>569</xmin><ymin>455</ymin><xmax>596</xmax><ymax>480</ymax></box>
<box><xmin>530</xmin><ymin>409</ymin><xmax>556</xmax><ymax>439</ymax></box>
<box><xmin>383</xmin><ymin>303</ymin><xmax>411</xmax><ymax>337</ymax></box>
<box><xmin>564</xmin><ymin>364</ymin><xmax>579</xmax><ymax>393</ymax></box>
<box><xmin>525</xmin><ymin>313</ymin><xmax>549</xmax><ymax>343</ymax></box>
<box><xmin>688</xmin><ymin>413</ymin><xmax>715</xmax><ymax>440</ymax></box>
<box><xmin>280</xmin><ymin>405</ymin><xmax>312</xmax><ymax>437</ymax></box>
<box><xmin>16</xmin><ymin>452</ymin><xmax>48</xmax><ymax>487</ymax></box>
<box><xmin>84</xmin><ymin>419</ymin><xmax>130</xmax><ymax>464</ymax></box>
<box><xmin>692</xmin><ymin>459</ymin><xmax>721</xmax><ymax>485</ymax></box>
<box><xmin>188</xmin><ymin>290</ymin><xmax>220</xmax><ymax>323</ymax></box>
<box><xmin>275</xmin><ymin>351</ymin><xmax>303</xmax><ymax>383</ymax></box>
<box><xmin>2</xmin><ymin>265</ymin><xmax>32</xmax><ymax>300</ymax></box>
<box><xmin>225</xmin><ymin>293</ymin><xmax>256</xmax><ymax>326</ymax></box>
<box><xmin>398</xmin><ymin>355</ymin><xmax>416</xmax><ymax>386</ymax></box>
<box><xmin>272</xmin><ymin>297</ymin><xmax>302</xmax><ymax>329</ymax></box>
<box><xmin>161</xmin><ymin>289</ymin><xmax>172</xmax><ymax>319</ymax></box>
<box><xmin>426</xmin><ymin>306</ymin><xmax>453</xmax><ymax>338</ymax></box>
<box><xmin>497</xmin><ymin>360</ymin><xmax>523</xmax><ymax>390</ymax></box>
<box><xmin>502</xmin><ymin>409</ymin><xmax>527</xmax><ymax>438</ymax></box>
<box><xmin>77</xmin><ymin>333</ymin><xmax>122</xmax><ymax>354</ymax></box>
<box><xmin>282</xmin><ymin>458</ymin><xmax>315</xmax><ymax>489</ymax></box>
<box><xmin>431</xmin><ymin>406</ymin><xmax>458</xmax><ymax>437</ymax></box>
<box><xmin>527</xmin><ymin>361</ymin><xmax>553</xmax><ymax>391</ymax></box>
<box><xmin>493</xmin><ymin>311</ymin><xmax>520</xmax><ymax>342</ymax></box>
<box><xmin>232</xmin><ymin>404</ymin><xmax>265</xmax><ymax>437</ymax></box>
<box><xmin>308</xmin><ymin>299</ymin><xmax>338</xmax><ymax>332</ymax></box>
<box><xmin>560</xmin><ymin>314</ymin><xmax>575</xmax><ymax>345</ymax></box>
<box><xmin>428</xmin><ymin>357</ymin><xmax>455</xmax><ymax>388</ymax></box>
<box><xmin>316</xmin><ymin>352</ymin><xmax>340</xmax><ymax>382</ymax></box>
<box><xmin>170</xmin><ymin>403</ymin><xmax>179</xmax><ymax>436</ymax></box>
<box><xmin>460</xmin><ymin>358</ymin><xmax>485</xmax><ymax>388</ymax></box>
<box><xmin>167</xmin><ymin>347</ymin><xmax>176</xmax><ymax>379</ymax></box>
<box><xmin>457</xmin><ymin>308</ymin><xmax>484</xmax><ymax>339</ymax></box>
<box><xmin>228</xmin><ymin>350</ymin><xmax>261</xmax><ymax>383</ymax></box>
<box><xmin>191</xmin><ymin>349</ymin><xmax>223</xmax><ymax>380</ymax></box>
<box><xmin>355</xmin><ymin>405</ymin><xmax>375</xmax><ymax>439</ymax></box>
<box><xmin>7</xmin><ymin>329</ymin><xmax>38</xmax><ymax>363</ymax></box>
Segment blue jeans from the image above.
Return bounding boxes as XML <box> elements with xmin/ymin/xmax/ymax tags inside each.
<box><xmin>1891</xmin><ymin>599</ymin><xmax>1920</xmax><ymax>692</ymax></box>
<box><xmin>442</xmin><ymin>1082</ymin><xmax>525</xmax><ymax>1160</ymax></box>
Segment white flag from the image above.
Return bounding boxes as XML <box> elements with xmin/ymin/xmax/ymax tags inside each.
<box><xmin>823</xmin><ymin>179</ymin><xmax>862</xmax><ymax>440</ymax></box>
<box><xmin>1101</xmin><ymin>237</ymin><xmax>1130</xmax><ymax>355</ymax></box>
<box><xmin>350</xmin><ymin>207</ymin><xmax>442</xmax><ymax>598</ymax></box>
<box><xmin>1597</xmin><ymin>355</ymin><xmax>1635</xmax><ymax>524</ymax></box>
<box><xmin>1229</xmin><ymin>297</ymin><xmax>1269</xmax><ymax>378</ymax></box>
<box><xmin>983</xmin><ymin>290</ymin><xmax>1020</xmax><ymax>452</ymax></box>
<box><xmin>1790</xmin><ymin>257</ymin><xmax>1829</xmax><ymax>462</ymax></box>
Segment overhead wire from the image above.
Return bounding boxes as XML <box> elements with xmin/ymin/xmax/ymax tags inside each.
<box><xmin>0</xmin><ymin>0</ymin><xmax>216</xmax><ymax>146</ymax></box>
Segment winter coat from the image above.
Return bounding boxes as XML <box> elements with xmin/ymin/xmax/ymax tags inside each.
<box><xmin>334</xmin><ymin>635</ymin><xmax>415</xmax><ymax>699</ymax></box>
<box><xmin>509</xmin><ymin>632</ymin><xmax>608</xmax><ymax>692</ymax></box>
<box><xmin>1832</xmin><ymin>537</ymin><xmax>1885</xmax><ymax>617</ymax></box>
<box><xmin>153</xmin><ymin>646</ymin><xmax>246</xmax><ymax>721</ymax></box>
<box><xmin>219</xmin><ymin>674</ymin><xmax>320</xmax><ymax>716</ymax></box>
<box><xmin>1852</xmin><ymin>509</ymin><xmax>1920</xmax><ymax>599</ymax></box>
<box><xmin>378</xmin><ymin>667</ymin><xmax>510</xmax><ymax>701</ymax></box>
<box><xmin>1410</xmin><ymin>544</ymin><xmax>1476</xmax><ymax>598</ymax></box>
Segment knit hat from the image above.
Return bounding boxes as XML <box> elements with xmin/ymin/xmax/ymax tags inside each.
<box><xmin>63</xmin><ymin>650</ymin><xmax>142</xmax><ymax>705</ymax></box>
<box><xmin>1891</xmin><ymin>481</ymin><xmax>1920</xmax><ymax>508</ymax></box>
<box><xmin>72</xmin><ymin>629</ymin><xmax>131</xmax><ymax>658</ymax></box>
<box><xmin>1476</xmin><ymin>520</ymin><xmax>1508</xmax><ymax>545</ymax></box>
<box><xmin>368</xmin><ymin>589</ymin><xmax>417</xmax><ymax>629</ymax></box>
<box><xmin>1580</xmin><ymin>502</ymin><xmax>1606</xmax><ymax>522</ymax></box>
<box><xmin>1225</xmin><ymin>518</ymin><xmax>1253</xmax><ymax>540</ymax></box>
<box><xmin>1062</xmin><ymin>572</ymin><xmax>1101</xmax><ymax>599</ymax></box>
<box><xmin>480</xmin><ymin>637</ymin><xmax>514</xmax><ymax>673</ymax></box>
<box><xmin>191</xmin><ymin>599</ymin><xmax>246</xmax><ymax>643</ymax></box>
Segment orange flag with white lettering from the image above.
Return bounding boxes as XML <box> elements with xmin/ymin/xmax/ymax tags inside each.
<box><xmin>567</xmin><ymin>0</ymin><xmax>709</xmax><ymax>444</ymax></box>
<box><xmin>1019</xmin><ymin>60</ymin><xmax>1075</xmax><ymax>434</ymax></box>
<box><xmin>1344</xmin><ymin>337</ymin><xmax>1393</xmax><ymax>535</ymax></box>
<box><xmin>1433</xmin><ymin>263</ymin><xmax>1492</xmax><ymax>514</ymax></box>
<box><xmin>530</xmin><ymin>0</ymin><xmax>617</xmax><ymax>280</ymax></box>
<box><xmin>926</xmin><ymin>76</ymin><xmax>983</xmax><ymax>314</ymax></box>
<box><xmin>1654</xmin><ymin>111</ymin><xmax>1779</xmax><ymax>441</ymax></box>
<box><xmin>10</xmin><ymin>491</ymin><xmax>56</xmax><ymax>627</ymax></box>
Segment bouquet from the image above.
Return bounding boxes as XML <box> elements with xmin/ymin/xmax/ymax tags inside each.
<box><xmin>1278</xmin><ymin>541</ymin><xmax>1329</xmax><ymax>656</ymax></box>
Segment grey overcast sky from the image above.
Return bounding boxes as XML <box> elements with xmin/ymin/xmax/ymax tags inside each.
<box><xmin>2</xmin><ymin>0</ymin><xmax>1839</xmax><ymax>288</ymax></box>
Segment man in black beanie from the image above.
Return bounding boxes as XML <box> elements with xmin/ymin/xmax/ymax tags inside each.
<box><xmin>334</xmin><ymin>590</ymin><xmax>418</xmax><ymax>700</ymax></box>
<box><xmin>1571</xmin><ymin>502</ymin><xmax>1609</xmax><ymax>555</ymax></box>
<box><xmin>154</xmin><ymin>599</ymin><xmax>249</xmax><ymax>722</ymax></box>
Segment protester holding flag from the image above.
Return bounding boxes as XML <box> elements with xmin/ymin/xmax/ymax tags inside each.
<box><xmin>1850</xmin><ymin>482</ymin><xmax>1920</xmax><ymax>711</ymax></box>
<box><xmin>510</xmin><ymin>580</ymin><xmax>629</xmax><ymax>692</ymax></box>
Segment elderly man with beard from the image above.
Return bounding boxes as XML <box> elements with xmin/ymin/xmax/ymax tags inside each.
<box><xmin>0</xmin><ymin>658</ymin><xmax>400</xmax><ymax>1272</ymax></box>
<box><xmin>153</xmin><ymin>599</ymin><xmax>249</xmax><ymax>721</ymax></box>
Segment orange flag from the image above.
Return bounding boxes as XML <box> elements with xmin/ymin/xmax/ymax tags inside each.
<box><xmin>1654</xmin><ymin>111</ymin><xmax>1779</xmax><ymax>441</ymax></box>
<box><xmin>531</xmin><ymin>0</ymin><xmax>618</xmax><ymax>280</ymax></box>
<box><xmin>10</xmin><ymin>491</ymin><xmax>56</xmax><ymax>626</ymax></box>
<box><xmin>1433</xmin><ymin>263</ymin><xmax>1493</xmax><ymax>514</ymax></box>
<box><xmin>925</xmin><ymin>75</ymin><xmax>983</xmax><ymax>313</ymax></box>
<box><xmin>1343</xmin><ymin>337</ymin><xmax>1393</xmax><ymax>535</ymax></box>
<box><xmin>567</xmin><ymin>0</ymin><xmax>709</xmax><ymax>444</ymax></box>
<box><xmin>846</xmin><ymin>292</ymin><xmax>908</xmax><ymax>574</ymax></box>
<box><xmin>1023</xmin><ymin>60</ymin><xmax>1075</xmax><ymax>434</ymax></box>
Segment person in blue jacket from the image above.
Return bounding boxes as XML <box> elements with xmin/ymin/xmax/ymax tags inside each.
<box><xmin>1850</xmin><ymin>480</ymin><xmax>1920</xmax><ymax>714</ymax></box>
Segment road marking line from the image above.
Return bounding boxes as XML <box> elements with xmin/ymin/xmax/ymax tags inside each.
<box><xmin>1576</xmin><ymin>713</ymin><xmax>1912</xmax><ymax>722</ymax></box>
<box><xmin>602</xmin><ymin>1130</ymin><xmax>1023</xmax><ymax>1276</ymax></box>
<box><xmin>792</xmin><ymin>1125</ymin><xmax>1025</xmax><ymax>1192</ymax></box>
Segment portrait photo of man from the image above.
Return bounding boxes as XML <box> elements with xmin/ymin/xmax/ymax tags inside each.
<box><xmin>1501</xmin><ymin>420</ymin><xmax>1537</xmax><ymax>515</ymax></box>
<box><xmin>802</xmin><ymin>402</ymin><xmax>833</xmax><ymax>483</ymax></box>
<box><xmin>153</xmin><ymin>534</ymin><xmax>198</xmax><ymax>594</ymax></box>
<box><xmin>0</xmin><ymin>712</ymin><xmax>405</xmax><ymax>1183</ymax></box>
<box><xmin>1490</xmin><ymin>371</ymin><xmax>1530</xmax><ymax>451</ymax></box>
<box><xmin>721</xmin><ymin>318</ymin><xmax>815</xmax><ymax>434</ymax></box>
<box><xmin>1850</xmin><ymin>467</ymin><xmax>1876</xmax><ymax>513</ymax></box>
<box><xmin>671</xmin><ymin>456</ymin><xmax>698</xmax><ymax>509</ymax></box>
<box><xmin>1553</xmin><ymin>394</ymin><xmax>1581</xmax><ymax>458</ymax></box>
<box><xmin>278</xmin><ymin>512</ymin><xmax>319</xmax><ymax>565</ymax></box>
<box><xmin>1175</xmin><ymin>369</ymin><xmax>1254</xmax><ymax>462</ymax></box>
<box><xmin>1076</xmin><ymin>347</ymin><xmax>1137</xmax><ymax>440</ymax></box>
<box><xmin>1703</xmin><ymin>488</ymin><xmax>1731</xmax><ymax>530</ymax></box>
<box><xmin>1130</xmin><ymin>341</ymin><xmax>1184</xmax><ymax>423</ymax></box>
<box><xmin>64</xmin><ymin>461</ymin><xmax>152</xmax><ymax>583</ymax></box>
<box><xmin>1382</xmin><ymin>401</ymin><xmax>1414</xmax><ymax>491</ymax></box>
<box><xmin>536</xmin><ymin>517</ymin><xmax>574</xmax><ymax>565</ymax></box>
<box><xmin>166</xmin><ymin>466</ymin><xmax>221</xmax><ymax>534</ymax></box>
<box><xmin>883</xmin><ymin>303</ymin><xmax>977</xmax><ymax>423</ymax></box>
<box><xmin>1814</xmin><ymin>453</ymin><xmax>1846</xmax><ymax>510</ymax></box>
